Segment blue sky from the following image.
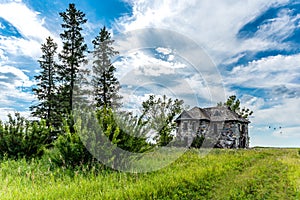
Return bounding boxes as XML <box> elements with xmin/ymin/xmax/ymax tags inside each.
<box><xmin>0</xmin><ymin>0</ymin><xmax>299</xmax><ymax>147</ymax></box>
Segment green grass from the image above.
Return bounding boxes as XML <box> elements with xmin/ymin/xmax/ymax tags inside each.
<box><xmin>0</xmin><ymin>148</ymin><xmax>299</xmax><ymax>199</ymax></box>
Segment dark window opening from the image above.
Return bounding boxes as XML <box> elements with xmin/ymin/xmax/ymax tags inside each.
<box><xmin>192</xmin><ymin>122</ymin><xmax>196</xmax><ymax>131</ymax></box>
<box><xmin>214</xmin><ymin>124</ymin><xmax>218</xmax><ymax>134</ymax></box>
<box><xmin>183</xmin><ymin>122</ymin><xmax>188</xmax><ymax>131</ymax></box>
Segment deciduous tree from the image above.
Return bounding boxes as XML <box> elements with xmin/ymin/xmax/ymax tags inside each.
<box><xmin>219</xmin><ymin>95</ymin><xmax>253</xmax><ymax>119</ymax></box>
<box><xmin>140</xmin><ymin>95</ymin><xmax>184</xmax><ymax>146</ymax></box>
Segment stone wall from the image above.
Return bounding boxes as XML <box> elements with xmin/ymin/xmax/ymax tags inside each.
<box><xmin>177</xmin><ymin>120</ymin><xmax>249</xmax><ymax>148</ymax></box>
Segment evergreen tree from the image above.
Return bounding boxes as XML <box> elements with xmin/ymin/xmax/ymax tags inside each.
<box><xmin>92</xmin><ymin>26</ymin><xmax>122</xmax><ymax>109</ymax></box>
<box><xmin>30</xmin><ymin>37</ymin><xmax>59</xmax><ymax>129</ymax></box>
<box><xmin>58</xmin><ymin>3</ymin><xmax>88</xmax><ymax>115</ymax></box>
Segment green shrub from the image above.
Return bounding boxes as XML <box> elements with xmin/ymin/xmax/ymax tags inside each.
<box><xmin>50</xmin><ymin>117</ymin><xmax>95</xmax><ymax>169</ymax></box>
<box><xmin>50</xmin><ymin>108</ymin><xmax>152</xmax><ymax>169</ymax></box>
<box><xmin>0</xmin><ymin>113</ymin><xmax>49</xmax><ymax>159</ymax></box>
<box><xmin>98</xmin><ymin>108</ymin><xmax>150</xmax><ymax>153</ymax></box>
<box><xmin>191</xmin><ymin>135</ymin><xmax>205</xmax><ymax>148</ymax></box>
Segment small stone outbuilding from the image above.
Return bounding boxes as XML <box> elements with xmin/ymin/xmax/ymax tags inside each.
<box><xmin>175</xmin><ymin>106</ymin><xmax>250</xmax><ymax>148</ymax></box>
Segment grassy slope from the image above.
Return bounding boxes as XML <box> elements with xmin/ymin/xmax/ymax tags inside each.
<box><xmin>0</xmin><ymin>148</ymin><xmax>299</xmax><ymax>200</ymax></box>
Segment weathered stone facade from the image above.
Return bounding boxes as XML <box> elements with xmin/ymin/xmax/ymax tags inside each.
<box><xmin>175</xmin><ymin>106</ymin><xmax>250</xmax><ymax>148</ymax></box>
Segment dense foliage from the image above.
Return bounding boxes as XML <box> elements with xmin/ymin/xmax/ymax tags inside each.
<box><xmin>49</xmin><ymin>118</ymin><xmax>95</xmax><ymax>168</ymax></box>
<box><xmin>218</xmin><ymin>95</ymin><xmax>253</xmax><ymax>119</ymax></box>
<box><xmin>0</xmin><ymin>113</ymin><xmax>49</xmax><ymax>159</ymax></box>
<box><xmin>140</xmin><ymin>95</ymin><xmax>184</xmax><ymax>146</ymax></box>
<box><xmin>25</xmin><ymin>4</ymin><xmax>163</xmax><ymax>169</ymax></box>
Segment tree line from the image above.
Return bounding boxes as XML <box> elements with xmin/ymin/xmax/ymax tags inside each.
<box><xmin>0</xmin><ymin>3</ymin><xmax>184</xmax><ymax>168</ymax></box>
<box><xmin>0</xmin><ymin>4</ymin><xmax>253</xmax><ymax>169</ymax></box>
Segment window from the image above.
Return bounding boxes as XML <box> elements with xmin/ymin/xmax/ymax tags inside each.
<box><xmin>214</xmin><ymin>111</ymin><xmax>221</xmax><ymax>116</ymax></box>
<box><xmin>192</xmin><ymin>122</ymin><xmax>196</xmax><ymax>131</ymax></box>
<box><xmin>214</xmin><ymin>124</ymin><xmax>218</xmax><ymax>134</ymax></box>
<box><xmin>183</xmin><ymin>122</ymin><xmax>188</xmax><ymax>131</ymax></box>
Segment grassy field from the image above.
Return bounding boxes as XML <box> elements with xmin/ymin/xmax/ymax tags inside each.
<box><xmin>0</xmin><ymin>148</ymin><xmax>299</xmax><ymax>199</ymax></box>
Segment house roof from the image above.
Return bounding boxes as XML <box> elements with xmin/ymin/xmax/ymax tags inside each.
<box><xmin>187</xmin><ymin>107</ymin><xmax>211</xmax><ymax>120</ymax></box>
<box><xmin>175</xmin><ymin>107</ymin><xmax>210</xmax><ymax>122</ymax></box>
<box><xmin>204</xmin><ymin>107</ymin><xmax>250</xmax><ymax>123</ymax></box>
<box><xmin>175</xmin><ymin>106</ymin><xmax>250</xmax><ymax>123</ymax></box>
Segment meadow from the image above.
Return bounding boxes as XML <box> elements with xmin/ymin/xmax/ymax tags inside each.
<box><xmin>0</xmin><ymin>148</ymin><xmax>299</xmax><ymax>199</ymax></box>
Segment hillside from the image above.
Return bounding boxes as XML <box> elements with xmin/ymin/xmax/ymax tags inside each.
<box><xmin>0</xmin><ymin>148</ymin><xmax>299</xmax><ymax>199</ymax></box>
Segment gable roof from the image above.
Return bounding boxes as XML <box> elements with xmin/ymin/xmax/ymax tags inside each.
<box><xmin>176</xmin><ymin>106</ymin><xmax>250</xmax><ymax>123</ymax></box>
<box><xmin>175</xmin><ymin>107</ymin><xmax>210</xmax><ymax>122</ymax></box>
<box><xmin>204</xmin><ymin>107</ymin><xmax>249</xmax><ymax>123</ymax></box>
<box><xmin>178</xmin><ymin>110</ymin><xmax>193</xmax><ymax>120</ymax></box>
<box><xmin>188</xmin><ymin>107</ymin><xmax>211</xmax><ymax>120</ymax></box>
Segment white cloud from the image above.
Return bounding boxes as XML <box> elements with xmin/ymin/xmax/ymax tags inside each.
<box><xmin>252</xmin><ymin>97</ymin><xmax>300</xmax><ymax>126</ymax></box>
<box><xmin>113</xmin><ymin>49</ymin><xmax>227</xmax><ymax>110</ymax></box>
<box><xmin>116</xmin><ymin>56</ymin><xmax>187</xmax><ymax>103</ymax></box>
<box><xmin>0</xmin><ymin>2</ymin><xmax>50</xmax><ymax>41</ymax></box>
<box><xmin>227</xmin><ymin>54</ymin><xmax>300</xmax><ymax>88</ymax></box>
<box><xmin>222</xmin><ymin>53</ymin><xmax>247</xmax><ymax>65</ymax></box>
<box><xmin>0</xmin><ymin>65</ymin><xmax>34</xmax><ymax>87</ymax></box>
<box><xmin>156</xmin><ymin>47</ymin><xmax>172</xmax><ymax>55</ymax></box>
<box><xmin>0</xmin><ymin>35</ymin><xmax>41</xmax><ymax>59</ymax></box>
<box><xmin>114</xmin><ymin>50</ymin><xmax>186</xmax><ymax>78</ymax></box>
<box><xmin>119</xmin><ymin>92</ymin><xmax>153</xmax><ymax>115</ymax></box>
<box><xmin>118</xmin><ymin>0</ymin><xmax>290</xmax><ymax>64</ymax></box>
<box><xmin>272</xmin><ymin>126</ymin><xmax>300</xmax><ymax>138</ymax></box>
<box><xmin>0</xmin><ymin>108</ymin><xmax>32</xmax><ymax>122</ymax></box>
<box><xmin>0</xmin><ymin>48</ymin><xmax>8</xmax><ymax>61</ymax></box>
<box><xmin>115</xmin><ymin>2</ymin><xmax>299</xmax><ymax>132</ymax></box>
<box><xmin>0</xmin><ymin>65</ymin><xmax>35</xmax><ymax>112</ymax></box>
<box><xmin>255</xmin><ymin>8</ymin><xmax>300</xmax><ymax>42</ymax></box>
<box><xmin>240</xmin><ymin>95</ymin><xmax>266</xmax><ymax>110</ymax></box>
<box><xmin>0</xmin><ymin>1</ymin><xmax>59</xmax><ymax>59</ymax></box>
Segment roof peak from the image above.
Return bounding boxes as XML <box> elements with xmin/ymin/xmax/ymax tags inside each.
<box><xmin>182</xmin><ymin>106</ymin><xmax>250</xmax><ymax>123</ymax></box>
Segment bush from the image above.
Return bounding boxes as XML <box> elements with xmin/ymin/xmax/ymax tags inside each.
<box><xmin>0</xmin><ymin>113</ymin><xmax>49</xmax><ymax>159</ymax></box>
<box><xmin>93</xmin><ymin>108</ymin><xmax>151</xmax><ymax>169</ymax></box>
<box><xmin>50</xmin><ymin>108</ymin><xmax>152</xmax><ymax>169</ymax></box>
<box><xmin>50</xmin><ymin>117</ymin><xmax>95</xmax><ymax>169</ymax></box>
<box><xmin>191</xmin><ymin>135</ymin><xmax>205</xmax><ymax>148</ymax></box>
<box><xmin>99</xmin><ymin>108</ymin><xmax>150</xmax><ymax>153</ymax></box>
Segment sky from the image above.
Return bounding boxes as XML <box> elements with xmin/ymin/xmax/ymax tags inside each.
<box><xmin>0</xmin><ymin>0</ymin><xmax>299</xmax><ymax>147</ymax></box>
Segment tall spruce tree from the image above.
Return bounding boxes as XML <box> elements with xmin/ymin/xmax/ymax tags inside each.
<box><xmin>30</xmin><ymin>37</ymin><xmax>59</xmax><ymax>129</ymax></box>
<box><xmin>92</xmin><ymin>26</ymin><xmax>122</xmax><ymax>109</ymax></box>
<box><xmin>58</xmin><ymin>3</ymin><xmax>88</xmax><ymax>114</ymax></box>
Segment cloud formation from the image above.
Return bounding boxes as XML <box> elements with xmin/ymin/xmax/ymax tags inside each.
<box><xmin>0</xmin><ymin>0</ymin><xmax>298</xmax><ymax>147</ymax></box>
<box><xmin>115</xmin><ymin>0</ymin><xmax>299</xmax><ymax>147</ymax></box>
<box><xmin>0</xmin><ymin>1</ymin><xmax>56</xmax><ymax>120</ymax></box>
<box><xmin>119</xmin><ymin>0</ymin><xmax>290</xmax><ymax>63</ymax></box>
<box><xmin>0</xmin><ymin>1</ymin><xmax>59</xmax><ymax>59</ymax></box>
<box><xmin>228</xmin><ymin>54</ymin><xmax>300</xmax><ymax>88</ymax></box>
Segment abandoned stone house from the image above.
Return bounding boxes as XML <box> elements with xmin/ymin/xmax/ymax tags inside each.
<box><xmin>175</xmin><ymin>106</ymin><xmax>250</xmax><ymax>148</ymax></box>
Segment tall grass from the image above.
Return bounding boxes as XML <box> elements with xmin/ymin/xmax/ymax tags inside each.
<box><xmin>0</xmin><ymin>148</ymin><xmax>298</xmax><ymax>199</ymax></box>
